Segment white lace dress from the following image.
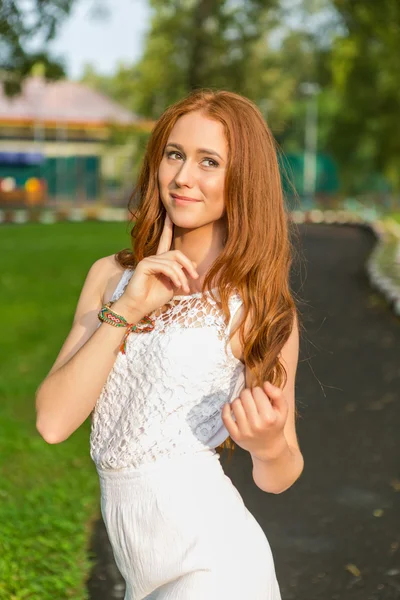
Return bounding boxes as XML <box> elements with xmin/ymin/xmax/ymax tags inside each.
<box><xmin>90</xmin><ymin>269</ymin><xmax>281</xmax><ymax>600</ymax></box>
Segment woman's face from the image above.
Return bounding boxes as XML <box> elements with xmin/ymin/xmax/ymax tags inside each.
<box><xmin>158</xmin><ymin>110</ymin><xmax>228</xmax><ymax>231</ymax></box>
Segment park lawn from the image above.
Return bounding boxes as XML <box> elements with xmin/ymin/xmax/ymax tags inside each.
<box><xmin>0</xmin><ymin>221</ymin><xmax>131</xmax><ymax>600</ymax></box>
<box><xmin>391</xmin><ymin>212</ymin><xmax>400</xmax><ymax>224</ymax></box>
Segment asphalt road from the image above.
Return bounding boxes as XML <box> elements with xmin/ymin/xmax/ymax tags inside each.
<box><xmin>87</xmin><ymin>223</ymin><xmax>400</xmax><ymax>600</ymax></box>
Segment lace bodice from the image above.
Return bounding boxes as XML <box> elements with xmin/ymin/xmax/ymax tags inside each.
<box><xmin>90</xmin><ymin>269</ymin><xmax>246</xmax><ymax>470</ymax></box>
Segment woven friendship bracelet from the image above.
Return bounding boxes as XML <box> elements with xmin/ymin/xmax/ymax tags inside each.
<box><xmin>98</xmin><ymin>302</ymin><xmax>128</xmax><ymax>327</ymax></box>
<box><xmin>98</xmin><ymin>302</ymin><xmax>156</xmax><ymax>354</ymax></box>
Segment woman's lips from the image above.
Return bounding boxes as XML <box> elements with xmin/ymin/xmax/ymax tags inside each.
<box><xmin>171</xmin><ymin>193</ymin><xmax>201</xmax><ymax>205</ymax></box>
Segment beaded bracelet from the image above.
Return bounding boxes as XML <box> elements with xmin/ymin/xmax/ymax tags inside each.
<box><xmin>98</xmin><ymin>302</ymin><xmax>155</xmax><ymax>354</ymax></box>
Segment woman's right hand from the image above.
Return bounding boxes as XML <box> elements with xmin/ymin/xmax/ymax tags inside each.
<box><xmin>117</xmin><ymin>213</ymin><xmax>199</xmax><ymax>317</ymax></box>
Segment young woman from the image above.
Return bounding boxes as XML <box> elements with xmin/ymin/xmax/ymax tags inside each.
<box><xmin>36</xmin><ymin>89</ymin><xmax>303</xmax><ymax>600</ymax></box>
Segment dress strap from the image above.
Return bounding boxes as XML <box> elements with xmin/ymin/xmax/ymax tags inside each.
<box><xmin>96</xmin><ymin>269</ymin><xmax>134</xmax><ymax>331</ymax></box>
<box><xmin>111</xmin><ymin>269</ymin><xmax>134</xmax><ymax>303</ymax></box>
<box><xmin>227</xmin><ymin>293</ymin><xmax>243</xmax><ymax>336</ymax></box>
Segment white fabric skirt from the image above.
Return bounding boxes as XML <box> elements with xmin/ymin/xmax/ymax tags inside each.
<box><xmin>97</xmin><ymin>450</ymin><xmax>281</xmax><ymax>600</ymax></box>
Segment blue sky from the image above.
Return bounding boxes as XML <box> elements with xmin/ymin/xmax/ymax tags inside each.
<box><xmin>49</xmin><ymin>0</ymin><xmax>151</xmax><ymax>79</ymax></box>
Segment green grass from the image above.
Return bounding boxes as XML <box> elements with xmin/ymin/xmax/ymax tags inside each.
<box><xmin>0</xmin><ymin>221</ymin><xmax>132</xmax><ymax>600</ymax></box>
<box><xmin>390</xmin><ymin>212</ymin><xmax>400</xmax><ymax>224</ymax></box>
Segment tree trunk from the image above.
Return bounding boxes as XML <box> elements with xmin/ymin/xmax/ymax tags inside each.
<box><xmin>187</xmin><ymin>0</ymin><xmax>216</xmax><ymax>90</ymax></box>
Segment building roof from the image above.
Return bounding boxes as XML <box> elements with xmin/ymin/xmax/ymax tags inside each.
<box><xmin>0</xmin><ymin>76</ymin><xmax>139</xmax><ymax>126</ymax></box>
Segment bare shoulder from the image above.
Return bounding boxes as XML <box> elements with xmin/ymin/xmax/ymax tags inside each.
<box><xmin>42</xmin><ymin>254</ymin><xmax>126</xmax><ymax>378</ymax></box>
<box><xmin>93</xmin><ymin>253</ymin><xmax>127</xmax><ymax>305</ymax></box>
<box><xmin>71</xmin><ymin>253</ymin><xmax>126</xmax><ymax>326</ymax></box>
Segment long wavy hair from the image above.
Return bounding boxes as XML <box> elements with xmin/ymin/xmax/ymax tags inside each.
<box><xmin>115</xmin><ymin>88</ymin><xmax>300</xmax><ymax>461</ymax></box>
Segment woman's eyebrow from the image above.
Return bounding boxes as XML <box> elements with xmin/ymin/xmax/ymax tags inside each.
<box><xmin>166</xmin><ymin>142</ymin><xmax>224</xmax><ymax>161</ymax></box>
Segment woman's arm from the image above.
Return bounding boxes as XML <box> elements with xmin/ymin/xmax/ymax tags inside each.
<box><xmin>35</xmin><ymin>256</ymin><xmax>146</xmax><ymax>445</ymax></box>
<box><xmin>222</xmin><ymin>312</ymin><xmax>303</xmax><ymax>494</ymax></box>
<box><xmin>249</xmin><ymin>314</ymin><xmax>304</xmax><ymax>493</ymax></box>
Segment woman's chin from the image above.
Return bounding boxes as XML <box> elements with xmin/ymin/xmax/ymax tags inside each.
<box><xmin>168</xmin><ymin>215</ymin><xmax>203</xmax><ymax>230</ymax></box>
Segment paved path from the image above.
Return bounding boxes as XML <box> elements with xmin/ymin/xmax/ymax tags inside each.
<box><xmin>88</xmin><ymin>224</ymin><xmax>400</xmax><ymax>600</ymax></box>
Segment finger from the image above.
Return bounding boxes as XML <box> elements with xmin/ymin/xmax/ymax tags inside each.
<box><xmin>221</xmin><ymin>403</ymin><xmax>240</xmax><ymax>439</ymax></box>
<box><xmin>170</xmin><ymin>250</ymin><xmax>199</xmax><ymax>279</ymax></box>
<box><xmin>149</xmin><ymin>257</ymin><xmax>190</xmax><ymax>291</ymax></box>
<box><xmin>238</xmin><ymin>388</ymin><xmax>259</xmax><ymax>422</ymax></box>
<box><xmin>146</xmin><ymin>259</ymin><xmax>187</xmax><ymax>289</ymax></box>
<box><xmin>156</xmin><ymin>213</ymin><xmax>174</xmax><ymax>255</ymax></box>
<box><xmin>251</xmin><ymin>386</ymin><xmax>274</xmax><ymax>420</ymax></box>
<box><xmin>230</xmin><ymin>398</ymin><xmax>250</xmax><ymax>434</ymax></box>
<box><xmin>263</xmin><ymin>381</ymin><xmax>284</xmax><ymax>407</ymax></box>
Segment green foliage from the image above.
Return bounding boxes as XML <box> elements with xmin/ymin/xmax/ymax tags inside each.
<box><xmin>80</xmin><ymin>62</ymin><xmax>138</xmax><ymax>110</ymax></box>
<box><xmin>5</xmin><ymin>0</ymin><xmax>400</xmax><ymax>194</ymax></box>
<box><xmin>325</xmin><ymin>0</ymin><xmax>400</xmax><ymax>190</ymax></box>
<box><xmin>0</xmin><ymin>0</ymin><xmax>77</xmax><ymax>94</ymax></box>
<box><xmin>0</xmin><ymin>221</ymin><xmax>131</xmax><ymax>599</ymax></box>
<box><xmin>129</xmin><ymin>0</ymin><xmax>284</xmax><ymax>119</ymax></box>
<box><xmin>81</xmin><ymin>0</ymin><xmax>317</xmax><ymax>136</ymax></box>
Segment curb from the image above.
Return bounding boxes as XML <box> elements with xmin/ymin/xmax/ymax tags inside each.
<box><xmin>2</xmin><ymin>205</ymin><xmax>399</xmax><ymax>318</ymax></box>
<box><xmin>291</xmin><ymin>209</ymin><xmax>400</xmax><ymax>318</ymax></box>
<box><xmin>0</xmin><ymin>206</ymin><xmax>129</xmax><ymax>224</ymax></box>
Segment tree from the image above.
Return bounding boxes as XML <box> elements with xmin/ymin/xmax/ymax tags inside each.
<box><xmin>81</xmin><ymin>0</ymin><xmax>316</xmax><ymax>133</ymax></box>
<box><xmin>81</xmin><ymin>0</ymin><xmax>335</xmax><ymax>172</ymax></box>
<box><xmin>325</xmin><ymin>0</ymin><xmax>400</xmax><ymax>191</ymax></box>
<box><xmin>0</xmin><ymin>0</ymin><xmax>77</xmax><ymax>94</ymax></box>
<box><xmin>123</xmin><ymin>0</ymin><xmax>286</xmax><ymax>120</ymax></box>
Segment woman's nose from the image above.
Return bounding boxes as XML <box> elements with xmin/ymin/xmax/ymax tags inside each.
<box><xmin>174</xmin><ymin>159</ymin><xmax>195</xmax><ymax>187</ymax></box>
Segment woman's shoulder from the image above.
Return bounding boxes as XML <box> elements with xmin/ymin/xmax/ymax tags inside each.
<box><xmin>90</xmin><ymin>253</ymin><xmax>128</xmax><ymax>305</ymax></box>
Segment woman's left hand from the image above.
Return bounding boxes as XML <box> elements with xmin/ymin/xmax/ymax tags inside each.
<box><xmin>221</xmin><ymin>381</ymin><xmax>289</xmax><ymax>460</ymax></box>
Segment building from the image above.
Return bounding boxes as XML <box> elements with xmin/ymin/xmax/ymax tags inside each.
<box><xmin>0</xmin><ymin>76</ymin><xmax>153</xmax><ymax>205</ymax></box>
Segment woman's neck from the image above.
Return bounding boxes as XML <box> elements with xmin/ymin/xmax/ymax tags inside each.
<box><xmin>171</xmin><ymin>219</ymin><xmax>226</xmax><ymax>290</ymax></box>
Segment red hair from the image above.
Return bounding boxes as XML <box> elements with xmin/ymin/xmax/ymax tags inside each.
<box><xmin>116</xmin><ymin>89</ymin><xmax>299</xmax><ymax>460</ymax></box>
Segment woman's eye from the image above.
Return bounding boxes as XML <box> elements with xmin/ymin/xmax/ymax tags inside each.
<box><xmin>166</xmin><ymin>151</ymin><xmax>218</xmax><ymax>168</ymax></box>
<box><xmin>202</xmin><ymin>158</ymin><xmax>219</xmax><ymax>168</ymax></box>
<box><xmin>167</xmin><ymin>151</ymin><xmax>182</xmax><ymax>160</ymax></box>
